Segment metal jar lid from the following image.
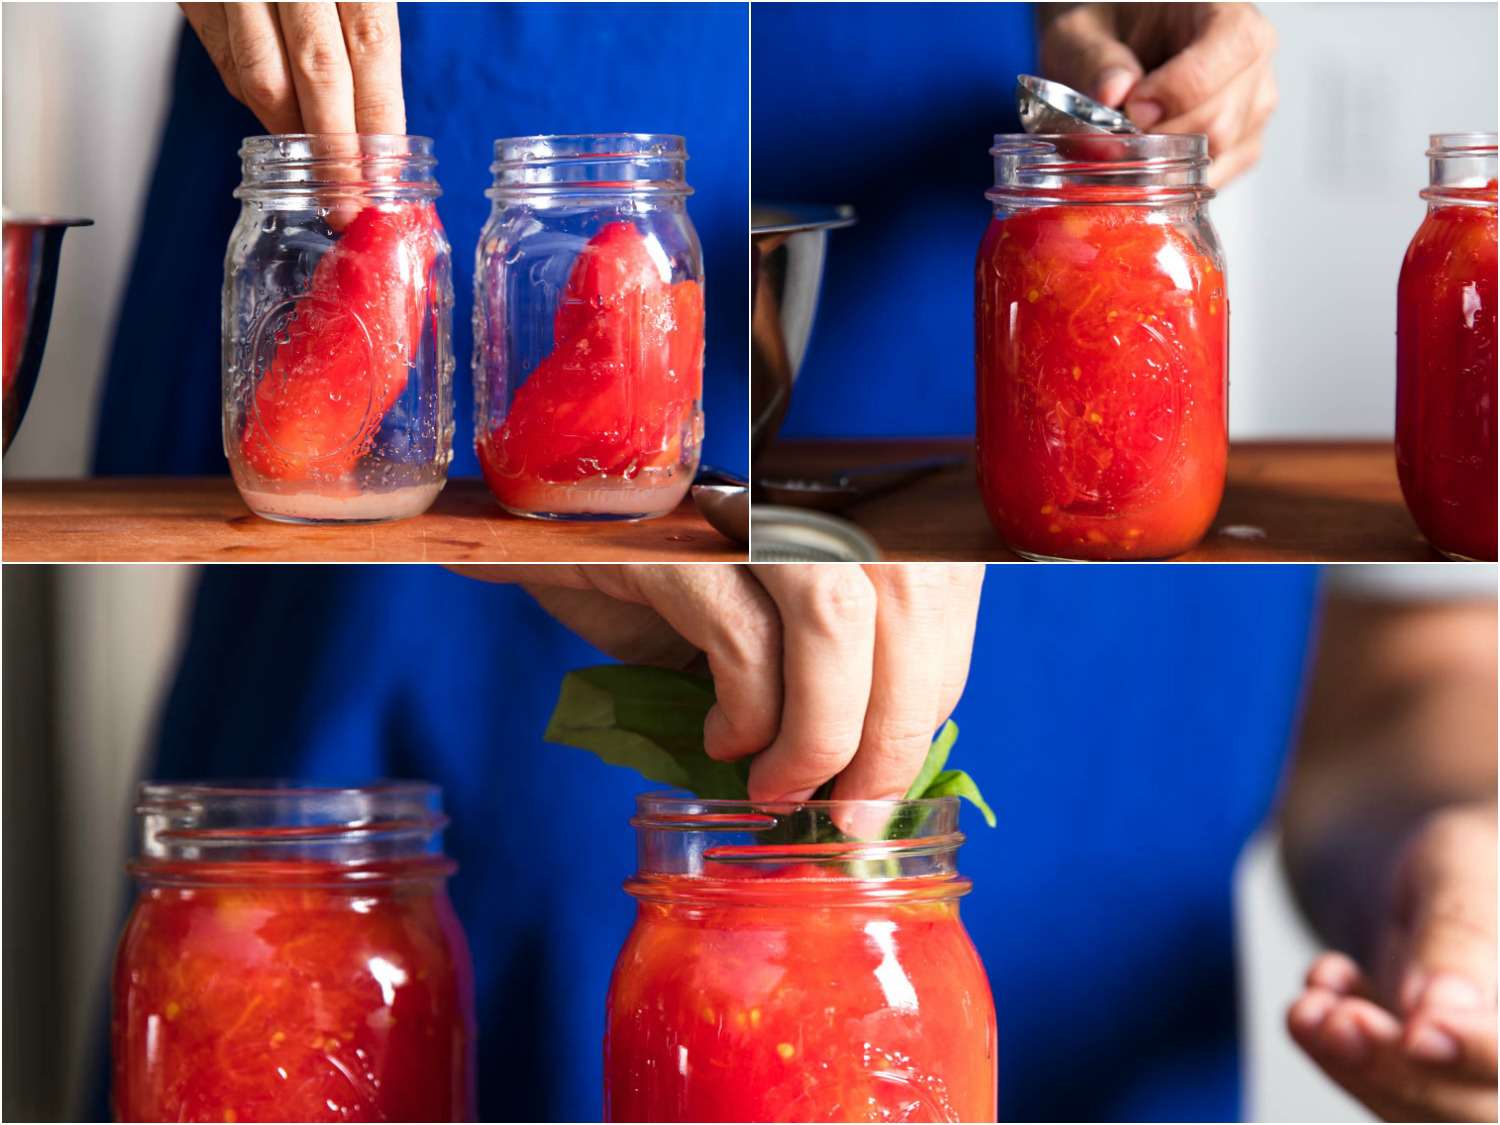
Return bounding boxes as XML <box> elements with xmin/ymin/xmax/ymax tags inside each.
<box><xmin>750</xmin><ymin>506</ymin><xmax>881</xmax><ymax>562</ymax></box>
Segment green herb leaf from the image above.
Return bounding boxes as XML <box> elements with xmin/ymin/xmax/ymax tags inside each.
<box><xmin>543</xmin><ymin>665</ymin><xmax>749</xmax><ymax>798</ymax></box>
<box><xmin>544</xmin><ymin>666</ymin><xmax>995</xmax><ymax>830</ymax></box>
<box><xmin>920</xmin><ymin>768</ymin><xmax>998</xmax><ymax>828</ymax></box>
<box><xmin>904</xmin><ymin>719</ymin><xmax>959</xmax><ymax>799</ymax></box>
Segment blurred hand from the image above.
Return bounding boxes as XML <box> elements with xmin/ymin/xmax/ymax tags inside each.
<box><xmin>1287</xmin><ymin>803</ymin><xmax>1497</xmax><ymax>1122</ymax></box>
<box><xmin>457</xmin><ymin>565</ymin><xmax>986</xmax><ymax>803</ymax></box>
<box><xmin>1039</xmin><ymin>3</ymin><xmax>1278</xmax><ymax>187</ymax></box>
<box><xmin>180</xmin><ymin>2</ymin><xmax>404</xmax><ymax>135</ymax></box>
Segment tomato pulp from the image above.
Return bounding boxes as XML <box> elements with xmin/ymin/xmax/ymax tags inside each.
<box><xmin>478</xmin><ymin>220</ymin><xmax>704</xmax><ymax>513</ymax></box>
<box><xmin>605</xmin><ymin>870</ymin><xmax>996</xmax><ymax>1123</ymax></box>
<box><xmin>238</xmin><ymin>202</ymin><xmax>444</xmax><ymax>483</ymax></box>
<box><xmin>111</xmin><ymin>859</ymin><xmax>475</xmax><ymax>1123</ymax></box>
<box><xmin>975</xmin><ymin>200</ymin><xmax>1227</xmax><ymax>559</ymax></box>
<box><xmin>1395</xmin><ymin>182</ymin><xmax>1498</xmax><ymax>560</ymax></box>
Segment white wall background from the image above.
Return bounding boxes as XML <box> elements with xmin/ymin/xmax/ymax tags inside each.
<box><xmin>1217</xmin><ymin>1</ymin><xmax>1498</xmax><ymax>438</ymax></box>
<box><xmin>1</xmin><ymin>1</ymin><xmax>180</xmax><ymax>476</ymax></box>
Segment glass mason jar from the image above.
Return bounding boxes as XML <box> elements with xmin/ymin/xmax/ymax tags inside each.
<box><xmin>223</xmin><ymin>135</ymin><xmax>454</xmax><ymax>525</ymax></box>
<box><xmin>474</xmin><ymin>134</ymin><xmax>706</xmax><ymax>520</ymax></box>
<box><xmin>976</xmin><ymin>134</ymin><xmax>1228</xmax><ymax>561</ymax></box>
<box><xmin>1395</xmin><ymin>132</ymin><xmax>1498</xmax><ymax>561</ymax></box>
<box><xmin>605</xmin><ymin>795</ymin><xmax>996</xmax><ymax>1122</ymax></box>
<box><xmin>112</xmin><ymin>781</ymin><xmax>476</xmax><ymax>1123</ymax></box>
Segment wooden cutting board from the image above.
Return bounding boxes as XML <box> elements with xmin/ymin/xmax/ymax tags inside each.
<box><xmin>755</xmin><ymin>439</ymin><xmax>1448</xmax><ymax>562</ymax></box>
<box><xmin>1</xmin><ymin>477</ymin><xmax>745</xmax><ymax>562</ymax></box>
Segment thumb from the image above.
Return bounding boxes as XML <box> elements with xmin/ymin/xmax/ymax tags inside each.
<box><xmin>1394</xmin><ymin>856</ymin><xmax>1497</xmax><ymax>1016</ymax></box>
<box><xmin>1041</xmin><ymin>12</ymin><xmax>1145</xmax><ymax>108</ymax></box>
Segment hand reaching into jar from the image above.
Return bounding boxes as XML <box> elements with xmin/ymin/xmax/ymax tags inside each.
<box><xmin>1038</xmin><ymin>2</ymin><xmax>1278</xmax><ymax>187</ymax></box>
<box><xmin>1281</xmin><ymin>588</ymin><xmax>1498</xmax><ymax>1122</ymax></box>
<box><xmin>457</xmin><ymin>564</ymin><xmax>986</xmax><ymax>803</ymax></box>
<box><xmin>179</xmin><ymin>2</ymin><xmax>405</xmax><ymax>135</ymax></box>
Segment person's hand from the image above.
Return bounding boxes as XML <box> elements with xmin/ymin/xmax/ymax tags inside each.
<box><xmin>1038</xmin><ymin>3</ymin><xmax>1278</xmax><ymax>187</ymax></box>
<box><xmin>1287</xmin><ymin>803</ymin><xmax>1497</xmax><ymax>1121</ymax></box>
<box><xmin>458</xmin><ymin>564</ymin><xmax>985</xmax><ymax>803</ymax></box>
<box><xmin>179</xmin><ymin>2</ymin><xmax>404</xmax><ymax>135</ymax></box>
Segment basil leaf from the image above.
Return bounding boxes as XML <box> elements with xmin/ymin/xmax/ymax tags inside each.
<box><xmin>904</xmin><ymin>719</ymin><xmax>958</xmax><ymax>799</ymax></box>
<box><xmin>543</xmin><ymin>665</ymin><xmax>750</xmax><ymax>798</ymax></box>
<box><xmin>921</xmin><ymin>768</ymin><xmax>997</xmax><ymax>828</ymax></box>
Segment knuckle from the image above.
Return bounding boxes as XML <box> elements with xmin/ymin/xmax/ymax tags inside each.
<box><xmin>353</xmin><ymin>91</ymin><xmax>401</xmax><ymax>124</ymax></box>
<box><xmin>238</xmin><ymin>69</ymin><xmax>287</xmax><ymax>111</ymax></box>
<box><xmin>800</xmin><ymin>570</ymin><xmax>876</xmax><ymax>635</ymax></box>
<box><xmin>294</xmin><ymin>39</ymin><xmax>348</xmax><ymax>87</ymax></box>
<box><xmin>867</xmin><ymin>714</ymin><xmax>938</xmax><ymax>753</ymax></box>
<box><xmin>342</xmin><ymin>8</ymin><xmax>394</xmax><ymax>55</ymax></box>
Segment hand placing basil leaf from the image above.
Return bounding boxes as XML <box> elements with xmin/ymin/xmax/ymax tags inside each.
<box><xmin>544</xmin><ymin>666</ymin><xmax>996</xmax><ymax>833</ymax></box>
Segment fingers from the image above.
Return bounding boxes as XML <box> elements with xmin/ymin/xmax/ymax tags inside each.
<box><xmin>829</xmin><ymin>566</ymin><xmax>961</xmax><ymax>804</ymax></box>
<box><xmin>277</xmin><ymin>2</ymin><xmax>357</xmax><ymax>136</ymax></box>
<box><xmin>1406</xmin><ymin>1005</ymin><xmax>1498</xmax><ymax>1076</ymax></box>
<box><xmin>1393</xmin><ymin>814</ymin><xmax>1499</xmax><ymax>1014</ymax></box>
<box><xmin>224</xmin><ymin>3</ymin><xmax>302</xmax><ymax>134</ymax></box>
<box><xmin>1156</xmin><ymin>62</ymin><xmax>1271</xmax><ymax>156</ymax></box>
<box><xmin>1038</xmin><ymin>5</ymin><xmax>1145</xmax><ymax>107</ymax></box>
<box><xmin>180</xmin><ymin>4</ymin><xmax>243</xmax><ymax>102</ymax></box>
<box><xmin>745</xmin><ymin>566</ymin><xmax>877</xmax><ymax>803</ymax></box>
<box><xmin>337</xmin><ymin>3</ymin><xmax>405</xmax><ymax>134</ymax></box>
<box><xmin>595</xmin><ymin>567</ymin><xmax>786</xmax><ymax>771</ymax></box>
<box><xmin>1125</xmin><ymin>4</ymin><xmax>1275</xmax><ymax>128</ymax></box>
<box><xmin>1289</xmin><ymin>950</ymin><xmax>1499</xmax><ymax>1121</ymax></box>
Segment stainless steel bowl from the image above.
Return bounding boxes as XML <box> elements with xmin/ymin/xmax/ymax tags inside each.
<box><xmin>3</xmin><ymin>213</ymin><xmax>92</xmax><ymax>452</ymax></box>
<box><xmin>750</xmin><ymin>203</ymin><xmax>854</xmax><ymax>458</ymax></box>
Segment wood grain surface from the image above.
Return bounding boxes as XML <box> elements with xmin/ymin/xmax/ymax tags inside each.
<box><xmin>755</xmin><ymin>438</ymin><xmax>1449</xmax><ymax>562</ymax></box>
<box><xmin>2</xmin><ymin>477</ymin><xmax>745</xmax><ymax>563</ymax></box>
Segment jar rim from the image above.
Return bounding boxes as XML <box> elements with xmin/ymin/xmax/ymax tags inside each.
<box><xmin>1429</xmin><ymin>131</ymin><xmax>1498</xmax><ymax>156</ymax></box>
<box><xmin>635</xmin><ymin>790</ymin><xmax>959</xmax><ymax>815</ymax></box>
<box><xmin>492</xmin><ymin>132</ymin><xmax>687</xmax><ymax>164</ymax></box>
<box><xmin>133</xmin><ymin>779</ymin><xmax>450</xmax><ymax>871</ymax></box>
<box><xmin>988</xmin><ymin>132</ymin><xmax>1213</xmax><ymax>206</ymax></box>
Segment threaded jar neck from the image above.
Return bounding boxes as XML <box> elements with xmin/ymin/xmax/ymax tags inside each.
<box><xmin>130</xmin><ymin>780</ymin><xmax>453</xmax><ymax>885</ymax></box>
<box><xmin>987</xmin><ymin>133</ymin><xmax>1214</xmax><ymax>208</ymax></box>
<box><xmin>488</xmin><ymin>133</ymin><xmax>691</xmax><ymax>199</ymax></box>
<box><xmin>1423</xmin><ymin>132</ymin><xmax>1497</xmax><ymax>208</ymax></box>
<box><xmin>624</xmin><ymin>793</ymin><xmax>969</xmax><ymax>906</ymax></box>
<box><xmin>235</xmin><ymin>134</ymin><xmax>440</xmax><ymax>202</ymax></box>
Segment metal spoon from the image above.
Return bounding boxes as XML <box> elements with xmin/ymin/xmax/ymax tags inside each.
<box><xmin>759</xmin><ymin>456</ymin><xmax>966</xmax><ymax>514</ymax></box>
<box><xmin>691</xmin><ymin>465</ymin><xmax>750</xmax><ymax>544</ymax></box>
<box><xmin>1016</xmin><ymin>74</ymin><xmax>1140</xmax><ymax>135</ymax></box>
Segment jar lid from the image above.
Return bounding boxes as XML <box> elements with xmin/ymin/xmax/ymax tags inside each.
<box><xmin>751</xmin><ymin>506</ymin><xmax>881</xmax><ymax>562</ymax></box>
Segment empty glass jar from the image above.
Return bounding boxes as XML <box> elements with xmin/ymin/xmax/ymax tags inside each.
<box><xmin>474</xmin><ymin>134</ymin><xmax>706</xmax><ymax>521</ymax></box>
<box><xmin>223</xmin><ymin>135</ymin><xmax>454</xmax><ymax>524</ymax></box>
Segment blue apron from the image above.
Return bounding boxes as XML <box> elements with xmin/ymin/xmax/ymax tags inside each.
<box><xmin>93</xmin><ymin>2</ymin><xmax>748</xmax><ymax>476</ymax></box>
<box><xmin>752</xmin><ymin>1</ymin><xmax>1032</xmax><ymax>439</ymax></box>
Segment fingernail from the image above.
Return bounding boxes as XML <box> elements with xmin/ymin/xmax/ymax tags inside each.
<box><xmin>1093</xmin><ymin>67</ymin><xmax>1135</xmax><ymax>106</ymax></box>
<box><xmin>770</xmin><ymin>788</ymin><xmax>816</xmax><ymax>805</ymax></box>
<box><xmin>1322</xmin><ymin>1012</ymin><xmax>1369</xmax><ymax>1064</ymax></box>
<box><xmin>1310</xmin><ymin>953</ymin><xmax>1362</xmax><ymax>994</ymax></box>
<box><xmin>1400</xmin><ymin>969</ymin><xmax>1428</xmax><ymax>1013</ymax></box>
<box><xmin>1289</xmin><ymin>989</ymin><xmax>1336</xmax><ymax>1031</ymax></box>
<box><xmin>1126</xmin><ymin>99</ymin><xmax>1164</xmax><ymax>129</ymax></box>
<box><xmin>1407</xmin><ymin>1023</ymin><xmax>1460</xmax><ymax>1064</ymax></box>
<box><xmin>1422</xmin><ymin>974</ymin><xmax>1484</xmax><ymax>1011</ymax></box>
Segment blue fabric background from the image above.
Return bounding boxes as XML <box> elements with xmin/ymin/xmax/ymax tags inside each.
<box><xmin>752</xmin><ymin>1</ymin><xmax>1032</xmax><ymax>439</ymax></box>
<box><xmin>93</xmin><ymin>3</ymin><xmax>748</xmax><ymax>477</ymax></box>
<box><xmin>122</xmin><ymin>564</ymin><xmax>1318</xmax><ymax>1122</ymax></box>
